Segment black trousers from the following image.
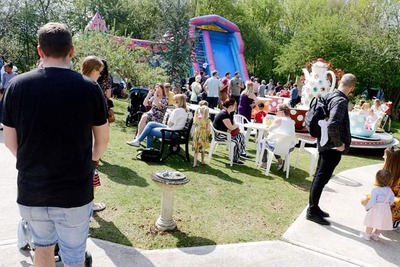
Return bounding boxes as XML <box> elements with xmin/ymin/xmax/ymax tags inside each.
<box><xmin>308</xmin><ymin>149</ymin><xmax>342</xmax><ymax>213</ymax></box>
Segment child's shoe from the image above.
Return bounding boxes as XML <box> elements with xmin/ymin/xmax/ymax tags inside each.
<box><xmin>359</xmin><ymin>231</ymin><xmax>371</xmax><ymax>241</ymax></box>
<box><xmin>370</xmin><ymin>233</ymin><xmax>380</xmax><ymax>241</ymax></box>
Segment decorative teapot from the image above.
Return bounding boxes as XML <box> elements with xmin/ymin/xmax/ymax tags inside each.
<box><xmin>301</xmin><ymin>58</ymin><xmax>336</xmax><ymax>107</ymax></box>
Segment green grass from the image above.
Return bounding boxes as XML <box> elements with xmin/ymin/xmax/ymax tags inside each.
<box><xmin>90</xmin><ymin>98</ymin><xmax>398</xmax><ymax>249</ymax></box>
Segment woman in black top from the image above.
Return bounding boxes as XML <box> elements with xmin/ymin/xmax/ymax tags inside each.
<box><xmin>213</xmin><ymin>98</ymin><xmax>248</xmax><ymax>164</ymax></box>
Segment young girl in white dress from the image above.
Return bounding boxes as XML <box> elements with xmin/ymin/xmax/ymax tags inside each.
<box><xmin>360</xmin><ymin>169</ymin><xmax>395</xmax><ymax>241</ymax></box>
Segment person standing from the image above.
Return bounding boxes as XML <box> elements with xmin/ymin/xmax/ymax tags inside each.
<box><xmin>274</xmin><ymin>82</ymin><xmax>283</xmax><ymax>95</ymax></box>
<box><xmin>266</xmin><ymin>79</ymin><xmax>275</xmax><ymax>95</ymax></box>
<box><xmin>81</xmin><ymin>56</ymin><xmax>107</xmax><ymax>212</ymax></box>
<box><xmin>360</xmin><ymin>170</ymin><xmax>394</xmax><ymax>241</ymax></box>
<box><xmin>203</xmin><ymin>70</ymin><xmax>221</xmax><ymax>109</ymax></box>
<box><xmin>2</xmin><ymin>62</ymin><xmax>18</xmax><ymax>89</ymax></box>
<box><xmin>306</xmin><ymin>73</ymin><xmax>356</xmax><ymax>226</ymax></box>
<box><xmin>229</xmin><ymin>71</ymin><xmax>244</xmax><ymax>107</ymax></box>
<box><xmin>192</xmin><ymin>105</ymin><xmax>211</xmax><ymax>167</ymax></box>
<box><xmin>290</xmin><ymin>83</ymin><xmax>299</xmax><ymax>108</ymax></box>
<box><xmin>238</xmin><ymin>81</ymin><xmax>257</xmax><ymax>121</ymax></box>
<box><xmin>258</xmin><ymin>80</ymin><xmax>267</xmax><ymax>98</ymax></box>
<box><xmin>219</xmin><ymin>72</ymin><xmax>230</xmax><ymax>109</ymax></box>
<box><xmin>190</xmin><ymin>75</ymin><xmax>202</xmax><ymax>104</ymax></box>
<box><xmin>188</xmin><ymin>70</ymin><xmax>199</xmax><ymax>87</ymax></box>
<box><xmin>253</xmin><ymin>77</ymin><xmax>260</xmax><ymax>96</ymax></box>
<box><xmin>2</xmin><ymin>23</ymin><xmax>109</xmax><ymax>266</ymax></box>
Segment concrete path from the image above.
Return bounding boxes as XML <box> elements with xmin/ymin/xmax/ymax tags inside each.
<box><xmin>1</xmin><ymin>130</ymin><xmax>399</xmax><ymax>266</ymax></box>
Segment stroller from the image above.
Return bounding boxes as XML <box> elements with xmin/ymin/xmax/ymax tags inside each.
<box><xmin>125</xmin><ymin>87</ymin><xmax>149</xmax><ymax>126</ymax></box>
<box><xmin>18</xmin><ymin>219</ymin><xmax>93</xmax><ymax>266</ymax></box>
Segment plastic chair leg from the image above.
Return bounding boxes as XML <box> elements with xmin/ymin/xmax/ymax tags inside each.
<box><xmin>265</xmin><ymin>150</ymin><xmax>274</xmax><ymax>176</ymax></box>
<box><xmin>208</xmin><ymin>142</ymin><xmax>216</xmax><ymax>163</ymax></box>
<box><xmin>295</xmin><ymin>140</ymin><xmax>306</xmax><ymax>169</ymax></box>
<box><xmin>285</xmin><ymin>155</ymin><xmax>290</xmax><ymax>179</ymax></box>
<box><xmin>257</xmin><ymin>141</ymin><xmax>267</xmax><ymax>168</ymax></box>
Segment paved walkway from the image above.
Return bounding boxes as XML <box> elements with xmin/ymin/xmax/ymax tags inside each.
<box><xmin>1</xmin><ymin>130</ymin><xmax>399</xmax><ymax>266</ymax></box>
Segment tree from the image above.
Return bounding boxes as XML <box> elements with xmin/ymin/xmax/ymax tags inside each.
<box><xmin>155</xmin><ymin>0</ymin><xmax>193</xmax><ymax>85</ymax></box>
<box><xmin>73</xmin><ymin>31</ymin><xmax>167</xmax><ymax>86</ymax></box>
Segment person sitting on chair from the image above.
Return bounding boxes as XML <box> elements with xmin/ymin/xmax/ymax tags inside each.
<box><xmin>127</xmin><ymin>83</ymin><xmax>168</xmax><ymax>143</ymax></box>
<box><xmin>127</xmin><ymin>94</ymin><xmax>189</xmax><ymax>148</ymax></box>
<box><xmin>213</xmin><ymin>98</ymin><xmax>249</xmax><ymax>165</ymax></box>
<box><xmin>260</xmin><ymin>104</ymin><xmax>297</xmax><ymax>170</ymax></box>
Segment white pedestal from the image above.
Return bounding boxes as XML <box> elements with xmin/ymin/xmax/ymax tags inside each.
<box><xmin>151</xmin><ymin>171</ymin><xmax>189</xmax><ymax>231</ymax></box>
<box><xmin>155</xmin><ymin>188</ymin><xmax>177</xmax><ymax>231</ymax></box>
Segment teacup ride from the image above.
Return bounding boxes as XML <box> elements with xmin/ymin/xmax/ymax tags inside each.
<box><xmin>291</xmin><ymin>58</ymin><xmax>397</xmax><ymax>148</ymax></box>
<box><xmin>349</xmin><ymin>112</ymin><xmax>379</xmax><ymax>139</ymax></box>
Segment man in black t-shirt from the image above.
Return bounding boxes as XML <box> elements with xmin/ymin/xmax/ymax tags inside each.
<box><xmin>2</xmin><ymin>23</ymin><xmax>109</xmax><ymax>266</ymax></box>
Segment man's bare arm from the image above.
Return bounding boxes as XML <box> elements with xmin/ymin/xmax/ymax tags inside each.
<box><xmin>92</xmin><ymin>123</ymin><xmax>109</xmax><ymax>161</ymax></box>
<box><xmin>4</xmin><ymin>126</ymin><xmax>17</xmax><ymax>157</ymax></box>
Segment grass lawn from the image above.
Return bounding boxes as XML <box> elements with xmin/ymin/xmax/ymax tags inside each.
<box><xmin>90</xmin><ymin>98</ymin><xmax>399</xmax><ymax>249</ymax></box>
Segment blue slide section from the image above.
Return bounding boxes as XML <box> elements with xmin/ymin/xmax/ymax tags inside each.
<box><xmin>195</xmin><ymin>29</ymin><xmax>245</xmax><ymax>78</ymax></box>
<box><xmin>208</xmin><ymin>31</ymin><xmax>237</xmax><ymax>76</ymax></box>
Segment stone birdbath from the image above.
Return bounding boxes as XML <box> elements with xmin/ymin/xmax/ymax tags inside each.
<box><xmin>150</xmin><ymin>170</ymin><xmax>189</xmax><ymax>231</ymax></box>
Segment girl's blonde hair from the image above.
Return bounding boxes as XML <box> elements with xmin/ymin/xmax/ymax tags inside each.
<box><xmin>375</xmin><ymin>169</ymin><xmax>393</xmax><ymax>187</ymax></box>
<box><xmin>194</xmin><ymin>105</ymin><xmax>209</xmax><ymax>122</ymax></box>
<box><xmin>173</xmin><ymin>94</ymin><xmax>187</xmax><ymax>110</ymax></box>
<box><xmin>195</xmin><ymin>75</ymin><xmax>202</xmax><ymax>83</ymax></box>
<box><xmin>244</xmin><ymin>81</ymin><xmax>253</xmax><ymax>95</ymax></box>
<box><xmin>81</xmin><ymin>56</ymin><xmax>103</xmax><ymax>77</ymax></box>
<box><xmin>199</xmin><ymin>100</ymin><xmax>209</xmax><ymax>107</ymax></box>
<box><xmin>361</xmin><ymin>102</ymin><xmax>371</xmax><ymax>111</ymax></box>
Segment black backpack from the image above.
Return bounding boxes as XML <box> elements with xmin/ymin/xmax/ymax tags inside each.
<box><xmin>305</xmin><ymin>95</ymin><xmax>332</xmax><ymax>138</ymax></box>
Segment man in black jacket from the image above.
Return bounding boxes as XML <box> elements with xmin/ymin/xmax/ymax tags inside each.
<box><xmin>306</xmin><ymin>73</ymin><xmax>356</xmax><ymax>226</ymax></box>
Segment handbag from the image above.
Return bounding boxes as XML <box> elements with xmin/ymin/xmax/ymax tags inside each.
<box><xmin>108</xmin><ymin>109</ymin><xmax>116</xmax><ymax>123</ymax></box>
<box><xmin>230</xmin><ymin>127</ymin><xmax>240</xmax><ymax>136</ymax></box>
<box><xmin>136</xmin><ymin>148</ymin><xmax>161</xmax><ymax>162</ymax></box>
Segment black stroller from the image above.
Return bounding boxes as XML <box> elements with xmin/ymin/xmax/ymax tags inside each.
<box><xmin>125</xmin><ymin>87</ymin><xmax>148</xmax><ymax>126</ymax></box>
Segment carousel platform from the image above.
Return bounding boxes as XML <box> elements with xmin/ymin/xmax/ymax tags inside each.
<box><xmin>296</xmin><ymin>131</ymin><xmax>398</xmax><ymax>149</ymax></box>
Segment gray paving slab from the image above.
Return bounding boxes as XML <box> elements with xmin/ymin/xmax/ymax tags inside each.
<box><xmin>1</xmin><ymin>129</ymin><xmax>399</xmax><ymax>266</ymax></box>
<box><xmin>283</xmin><ymin>164</ymin><xmax>400</xmax><ymax>267</ymax></box>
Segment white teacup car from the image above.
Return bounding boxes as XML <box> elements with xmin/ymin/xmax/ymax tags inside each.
<box><xmin>349</xmin><ymin>112</ymin><xmax>378</xmax><ymax>138</ymax></box>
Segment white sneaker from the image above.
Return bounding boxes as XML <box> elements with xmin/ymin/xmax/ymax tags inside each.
<box><xmin>370</xmin><ymin>233</ymin><xmax>380</xmax><ymax>241</ymax></box>
<box><xmin>359</xmin><ymin>231</ymin><xmax>371</xmax><ymax>241</ymax></box>
<box><xmin>126</xmin><ymin>139</ymin><xmax>140</xmax><ymax>147</ymax></box>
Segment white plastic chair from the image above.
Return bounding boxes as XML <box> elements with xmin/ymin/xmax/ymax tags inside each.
<box><xmin>256</xmin><ymin>133</ymin><xmax>298</xmax><ymax>179</ymax></box>
<box><xmin>208</xmin><ymin>122</ymin><xmax>236</xmax><ymax>166</ymax></box>
<box><xmin>295</xmin><ymin>139</ymin><xmax>319</xmax><ymax>176</ymax></box>
<box><xmin>233</xmin><ymin>114</ymin><xmax>255</xmax><ymax>144</ymax></box>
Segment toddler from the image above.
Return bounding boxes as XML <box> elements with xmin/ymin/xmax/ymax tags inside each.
<box><xmin>254</xmin><ymin>102</ymin><xmax>267</xmax><ymax>123</ymax></box>
<box><xmin>192</xmin><ymin>105</ymin><xmax>210</xmax><ymax>167</ymax></box>
<box><xmin>360</xmin><ymin>169</ymin><xmax>395</xmax><ymax>241</ymax></box>
<box><xmin>364</xmin><ymin>109</ymin><xmax>378</xmax><ymax>130</ymax></box>
<box><xmin>358</xmin><ymin>102</ymin><xmax>371</xmax><ymax>116</ymax></box>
